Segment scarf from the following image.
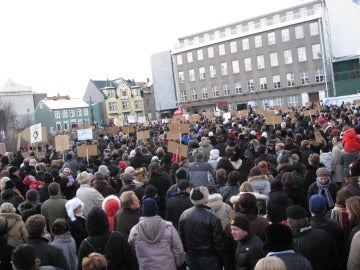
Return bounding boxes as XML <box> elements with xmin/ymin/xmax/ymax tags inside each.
<box><xmin>316</xmin><ymin>180</ymin><xmax>334</xmax><ymax>209</ymax></box>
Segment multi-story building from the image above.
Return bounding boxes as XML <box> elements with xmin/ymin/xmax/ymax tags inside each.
<box><xmin>34</xmin><ymin>96</ymin><xmax>92</xmax><ymax>132</ymax></box>
<box><xmin>171</xmin><ymin>0</ymin><xmax>333</xmax><ymax>113</ymax></box>
<box><xmin>83</xmin><ymin>78</ymin><xmax>156</xmax><ymax>125</ymax></box>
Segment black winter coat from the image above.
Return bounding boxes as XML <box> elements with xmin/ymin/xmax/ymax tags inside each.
<box><xmin>234</xmin><ymin>233</ymin><xmax>264</xmax><ymax>270</ymax></box>
<box><xmin>267</xmin><ymin>190</ymin><xmax>293</xmax><ymax>223</ymax></box>
<box><xmin>77</xmin><ymin>231</ymin><xmax>138</xmax><ymax>270</ymax></box>
<box><xmin>165</xmin><ymin>192</ymin><xmax>193</xmax><ymax>229</ymax></box>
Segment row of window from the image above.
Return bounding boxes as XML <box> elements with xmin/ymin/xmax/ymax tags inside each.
<box><xmin>106</xmin><ymin>88</ymin><xmax>142</xmax><ymax>98</ymax></box>
<box><xmin>179</xmin><ymin>68</ymin><xmax>324</xmax><ymax>102</ymax></box>
<box><xmin>261</xmin><ymin>96</ymin><xmax>299</xmax><ymax>108</ymax></box>
<box><xmin>178</xmin><ymin>44</ymin><xmax>321</xmax><ymax>82</ymax></box>
<box><xmin>176</xmin><ymin>22</ymin><xmax>319</xmax><ymax>65</ymax></box>
<box><xmin>55</xmin><ymin>119</ymin><xmax>91</xmax><ymax>131</ymax></box>
<box><xmin>108</xmin><ymin>100</ymin><xmax>143</xmax><ymax>111</ymax></box>
<box><xmin>54</xmin><ymin>108</ymin><xmax>89</xmax><ymax>119</ymax></box>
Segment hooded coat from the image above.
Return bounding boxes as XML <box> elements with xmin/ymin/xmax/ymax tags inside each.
<box><xmin>207</xmin><ymin>193</ymin><xmax>235</xmax><ymax>230</ymax></box>
<box><xmin>0</xmin><ymin>212</ymin><xmax>27</xmax><ymax>247</ymax></box>
<box><xmin>128</xmin><ymin>216</ymin><xmax>185</xmax><ymax>270</ymax></box>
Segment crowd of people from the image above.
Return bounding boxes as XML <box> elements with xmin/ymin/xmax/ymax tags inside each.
<box><xmin>0</xmin><ymin>102</ymin><xmax>360</xmax><ymax>269</ymax></box>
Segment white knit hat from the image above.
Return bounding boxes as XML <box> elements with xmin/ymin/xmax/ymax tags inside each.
<box><xmin>65</xmin><ymin>198</ymin><xmax>84</xmax><ymax>221</ymax></box>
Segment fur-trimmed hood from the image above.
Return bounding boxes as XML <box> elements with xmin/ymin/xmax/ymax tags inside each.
<box><xmin>206</xmin><ymin>193</ymin><xmax>224</xmax><ymax>210</ymax></box>
<box><xmin>247</xmin><ymin>174</ymin><xmax>269</xmax><ymax>182</ymax></box>
<box><xmin>230</xmin><ymin>192</ymin><xmax>268</xmax><ymax>205</ymax></box>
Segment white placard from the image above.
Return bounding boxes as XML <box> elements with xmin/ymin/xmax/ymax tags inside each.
<box><xmin>30</xmin><ymin>123</ymin><xmax>42</xmax><ymax>144</ymax></box>
<box><xmin>128</xmin><ymin>115</ymin><xmax>136</xmax><ymax>123</ymax></box>
<box><xmin>138</xmin><ymin>116</ymin><xmax>146</xmax><ymax>124</ymax></box>
<box><xmin>77</xmin><ymin>128</ymin><xmax>93</xmax><ymax>140</ymax></box>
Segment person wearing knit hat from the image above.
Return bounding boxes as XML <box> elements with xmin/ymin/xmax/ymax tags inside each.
<box><xmin>307</xmin><ymin>166</ymin><xmax>340</xmax><ymax>212</ymax></box>
<box><xmin>78</xmin><ymin>207</ymin><xmax>138</xmax><ymax>270</ymax></box>
<box><xmin>285</xmin><ymin>205</ymin><xmax>340</xmax><ymax>270</ymax></box>
<box><xmin>129</xmin><ymin>198</ymin><xmax>185</xmax><ymax>269</ymax></box>
<box><xmin>208</xmin><ymin>149</ymin><xmax>220</xmax><ymax>169</ymax></box>
<box><xmin>102</xmin><ymin>195</ymin><xmax>121</xmax><ymax>231</ymax></box>
<box><xmin>308</xmin><ymin>194</ymin><xmax>344</xmax><ymax>253</ymax></box>
<box><xmin>65</xmin><ymin>198</ymin><xmax>87</xmax><ymax>251</ymax></box>
<box><xmin>342</xmin><ymin>160</ymin><xmax>360</xmax><ymax>196</ymax></box>
<box><xmin>178</xmin><ymin>186</ymin><xmax>225</xmax><ymax>270</ymax></box>
<box><xmin>17</xmin><ymin>189</ymin><xmax>42</xmax><ymax>221</ymax></box>
<box><xmin>230</xmin><ymin>214</ymin><xmax>264</xmax><ymax>269</ymax></box>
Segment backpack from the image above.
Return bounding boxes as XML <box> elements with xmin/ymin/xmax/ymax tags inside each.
<box><xmin>84</xmin><ymin>232</ymin><xmax>114</xmax><ymax>267</ymax></box>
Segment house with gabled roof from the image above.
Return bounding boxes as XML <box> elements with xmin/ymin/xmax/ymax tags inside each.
<box><xmin>34</xmin><ymin>96</ymin><xmax>92</xmax><ymax>132</ymax></box>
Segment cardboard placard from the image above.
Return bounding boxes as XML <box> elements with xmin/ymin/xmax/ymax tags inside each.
<box><xmin>21</xmin><ymin>126</ymin><xmax>48</xmax><ymax>143</ymax></box>
<box><xmin>55</xmin><ymin>135</ymin><xmax>70</xmax><ymax>152</ymax></box>
<box><xmin>202</xmin><ymin>112</ymin><xmax>214</xmax><ymax>119</ymax></box>
<box><xmin>136</xmin><ymin>130</ymin><xmax>150</xmax><ymax>141</ymax></box>
<box><xmin>107</xmin><ymin>126</ymin><xmax>120</xmax><ymax>135</ymax></box>
<box><xmin>188</xmin><ymin>114</ymin><xmax>201</xmax><ymax>123</ymax></box>
<box><xmin>166</xmin><ymin>132</ymin><xmax>181</xmax><ymax>141</ymax></box>
<box><xmin>122</xmin><ymin>126</ymin><xmax>135</xmax><ymax>134</ymax></box>
<box><xmin>167</xmin><ymin>141</ymin><xmax>188</xmax><ymax>158</ymax></box>
<box><xmin>237</xmin><ymin>109</ymin><xmax>249</xmax><ymax>118</ymax></box>
<box><xmin>143</xmin><ymin>121</ymin><xmax>150</xmax><ymax>127</ymax></box>
<box><xmin>77</xmin><ymin>145</ymin><xmax>98</xmax><ymax>157</ymax></box>
<box><xmin>264</xmin><ymin>116</ymin><xmax>282</xmax><ymax>125</ymax></box>
<box><xmin>0</xmin><ymin>143</ymin><xmax>6</xmax><ymax>155</ymax></box>
<box><xmin>306</xmin><ymin>110</ymin><xmax>318</xmax><ymax>116</ymax></box>
<box><xmin>169</xmin><ymin>123</ymin><xmax>189</xmax><ymax>134</ymax></box>
<box><xmin>354</xmin><ymin>99</ymin><xmax>360</xmax><ymax>105</ymax></box>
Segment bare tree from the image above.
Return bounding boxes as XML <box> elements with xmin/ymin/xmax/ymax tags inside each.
<box><xmin>0</xmin><ymin>99</ymin><xmax>17</xmax><ymax>151</ymax></box>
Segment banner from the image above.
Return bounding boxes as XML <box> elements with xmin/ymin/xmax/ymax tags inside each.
<box><xmin>55</xmin><ymin>135</ymin><xmax>70</xmax><ymax>152</ymax></box>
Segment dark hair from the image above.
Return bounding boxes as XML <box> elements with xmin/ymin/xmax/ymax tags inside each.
<box><xmin>281</xmin><ymin>172</ymin><xmax>293</xmax><ymax>187</ymax></box>
<box><xmin>264</xmin><ymin>223</ymin><xmax>293</xmax><ymax>252</ymax></box>
<box><xmin>48</xmin><ymin>182</ymin><xmax>60</xmax><ymax>196</ymax></box>
<box><xmin>248</xmin><ymin>166</ymin><xmax>262</xmax><ymax>178</ymax></box>
<box><xmin>26</xmin><ymin>214</ymin><xmax>46</xmax><ymax>238</ymax></box>
<box><xmin>175</xmin><ymin>169</ymin><xmax>187</xmax><ymax>181</ymax></box>
<box><xmin>227</xmin><ymin>170</ymin><xmax>241</xmax><ymax>186</ymax></box>
<box><xmin>51</xmin><ymin>218</ymin><xmax>69</xmax><ymax>235</ymax></box>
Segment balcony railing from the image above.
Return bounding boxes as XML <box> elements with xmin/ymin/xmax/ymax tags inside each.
<box><xmin>334</xmin><ymin>69</ymin><xmax>360</xmax><ymax>81</ymax></box>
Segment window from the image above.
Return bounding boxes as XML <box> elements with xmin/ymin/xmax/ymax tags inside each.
<box><xmin>284</xmin><ymin>50</ymin><xmax>293</xmax><ymax>64</ymax></box>
<box><xmin>288</xmin><ymin>95</ymin><xmax>298</xmax><ymax>106</ymax></box>
<box><xmin>300</xmin><ymin>70</ymin><xmax>309</xmax><ymax>84</ymax></box>
<box><xmin>210</xmin><ymin>65</ymin><xmax>217</xmax><ymax>77</ymax></box>
<box><xmin>268</xmin><ymin>32</ymin><xmax>276</xmax><ymax>45</ymax></box>
<box><xmin>247</xmin><ymin>79</ymin><xmax>254</xmax><ymax>92</ymax></box>
<box><xmin>273</xmin><ymin>75</ymin><xmax>281</xmax><ymax>89</ymax></box>
<box><xmin>230</xmin><ymin>41</ymin><xmax>237</xmax><ymax>53</ymax></box>
<box><xmin>189</xmin><ymin>69</ymin><xmax>195</xmax><ymax>81</ymax></box>
<box><xmin>235</xmin><ymin>81</ymin><xmax>242</xmax><ymax>94</ymax></box>
<box><xmin>208</xmin><ymin>47</ymin><xmax>214</xmax><ymax>58</ymax></box>
<box><xmin>197</xmin><ymin>49</ymin><xmax>203</xmax><ymax>60</ymax></box>
<box><xmin>76</xmin><ymin>109</ymin><xmax>82</xmax><ymax>117</ymax></box>
<box><xmin>69</xmin><ymin>110</ymin><xmax>75</xmax><ymax>117</ymax></box>
<box><xmin>122</xmin><ymin>101</ymin><xmax>130</xmax><ymax>109</ymax></box>
<box><xmin>220</xmin><ymin>63</ymin><xmax>228</xmax><ymax>76</ymax></box>
<box><xmin>257</xmin><ymin>55</ymin><xmax>265</xmax><ymax>69</ymax></box>
<box><xmin>121</xmin><ymin>90</ymin><xmax>128</xmax><ymax>99</ymax></box>
<box><xmin>56</xmin><ymin>122</ymin><xmax>61</xmax><ymax>130</ymax></box>
<box><xmin>312</xmin><ymin>44</ymin><xmax>321</xmax><ymax>59</ymax></box>
<box><xmin>178</xmin><ymin>71</ymin><xmax>185</xmax><ymax>83</ymax></box>
<box><xmin>176</xmin><ymin>55</ymin><xmax>182</xmax><ymax>65</ymax></box>
<box><xmin>295</xmin><ymin>25</ymin><xmax>304</xmax><ymax>39</ymax></box>
<box><xmin>201</xmin><ymin>87</ymin><xmax>208</xmax><ymax>99</ymax></box>
<box><xmin>297</xmin><ymin>47</ymin><xmax>307</xmax><ymax>62</ymax></box>
<box><xmin>286</xmin><ymin>73</ymin><xmax>295</xmax><ymax>87</ymax></box>
<box><xmin>255</xmin><ymin>35</ymin><xmax>262</xmax><ymax>48</ymax></box>
<box><xmin>232</xmin><ymin>60</ymin><xmax>240</xmax><ymax>73</ymax></box>
<box><xmin>55</xmin><ymin>111</ymin><xmax>60</xmax><ymax>119</ymax></box>
<box><xmin>281</xmin><ymin>29</ymin><xmax>290</xmax><ymax>42</ymax></box>
<box><xmin>108</xmin><ymin>102</ymin><xmax>117</xmax><ymax>111</ymax></box>
<box><xmin>260</xmin><ymin>77</ymin><xmax>267</xmax><ymax>91</ymax></box>
<box><xmin>191</xmin><ymin>89</ymin><xmax>198</xmax><ymax>100</ymax></box>
<box><xmin>242</xmin><ymin>38</ymin><xmax>249</xmax><ymax>50</ymax></box>
<box><xmin>219</xmin><ymin>44</ymin><xmax>225</xmax><ymax>55</ymax></box>
<box><xmin>212</xmin><ymin>85</ymin><xmax>219</xmax><ymax>97</ymax></box>
<box><xmin>270</xmin><ymin>52</ymin><xmax>279</xmax><ymax>67</ymax></box>
<box><xmin>310</xmin><ymin>22</ymin><xmax>319</xmax><ymax>36</ymax></box>
<box><xmin>244</xmin><ymin>58</ymin><xmax>252</xmax><ymax>71</ymax></box>
<box><xmin>134</xmin><ymin>100</ymin><xmax>143</xmax><ymax>109</ymax></box>
<box><xmin>187</xmin><ymin>52</ymin><xmax>193</xmax><ymax>63</ymax></box>
<box><xmin>274</xmin><ymin>97</ymin><xmax>284</xmax><ymax>106</ymax></box>
<box><xmin>180</xmin><ymin>90</ymin><xmax>187</xmax><ymax>102</ymax></box>
<box><xmin>83</xmin><ymin>108</ymin><xmax>89</xmax><ymax>116</ymax></box>
<box><xmin>315</xmin><ymin>68</ymin><xmax>324</xmax><ymax>82</ymax></box>
<box><xmin>62</xmin><ymin>110</ymin><xmax>68</xmax><ymax>118</ymax></box>
<box><xmin>223</xmin><ymin>83</ymin><xmax>230</xmax><ymax>96</ymax></box>
<box><xmin>199</xmin><ymin>67</ymin><xmax>206</xmax><ymax>79</ymax></box>
<box><xmin>108</xmin><ymin>89</ymin><xmax>115</xmax><ymax>97</ymax></box>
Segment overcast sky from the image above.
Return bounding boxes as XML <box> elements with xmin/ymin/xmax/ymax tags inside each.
<box><xmin>0</xmin><ymin>0</ymin><xmax>307</xmax><ymax>99</ymax></box>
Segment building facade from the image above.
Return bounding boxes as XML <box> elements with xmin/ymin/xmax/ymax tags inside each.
<box><xmin>171</xmin><ymin>0</ymin><xmax>333</xmax><ymax>113</ymax></box>
<box><xmin>34</xmin><ymin>97</ymin><xmax>92</xmax><ymax>132</ymax></box>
